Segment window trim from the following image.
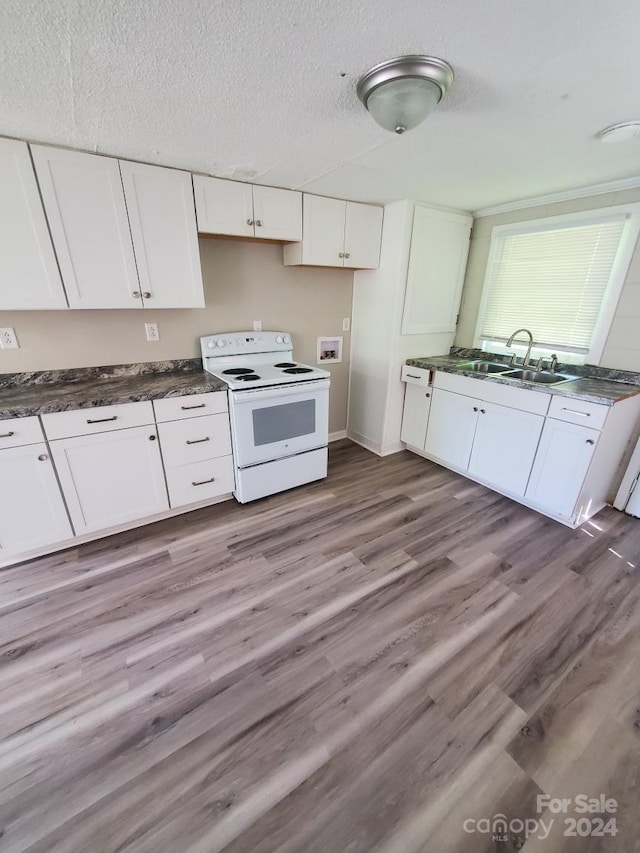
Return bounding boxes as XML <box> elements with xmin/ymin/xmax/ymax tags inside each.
<box><xmin>473</xmin><ymin>204</ymin><xmax>640</xmax><ymax>364</ymax></box>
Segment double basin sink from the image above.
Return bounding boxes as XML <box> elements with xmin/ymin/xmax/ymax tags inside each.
<box><xmin>456</xmin><ymin>360</ymin><xmax>577</xmax><ymax>386</ymax></box>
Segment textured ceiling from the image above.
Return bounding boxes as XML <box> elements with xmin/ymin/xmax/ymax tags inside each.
<box><xmin>2</xmin><ymin>0</ymin><xmax>640</xmax><ymax>210</ymax></box>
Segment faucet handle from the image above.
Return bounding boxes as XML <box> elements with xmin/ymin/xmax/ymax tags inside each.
<box><xmin>549</xmin><ymin>353</ymin><xmax>558</xmax><ymax>373</ymax></box>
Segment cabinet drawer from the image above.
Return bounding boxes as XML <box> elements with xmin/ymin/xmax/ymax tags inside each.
<box><xmin>401</xmin><ymin>365</ymin><xmax>430</xmax><ymax>387</ymax></box>
<box><xmin>434</xmin><ymin>370</ymin><xmax>550</xmax><ymax>416</ymax></box>
<box><xmin>0</xmin><ymin>416</ymin><xmax>45</xmax><ymax>448</ymax></box>
<box><xmin>547</xmin><ymin>395</ymin><xmax>609</xmax><ymax>430</ymax></box>
<box><xmin>153</xmin><ymin>391</ymin><xmax>228</xmax><ymax>423</ymax></box>
<box><xmin>42</xmin><ymin>401</ymin><xmax>155</xmax><ymax>440</ymax></box>
<box><xmin>158</xmin><ymin>413</ymin><xmax>231</xmax><ymax>468</ymax></box>
<box><xmin>165</xmin><ymin>455</ymin><xmax>234</xmax><ymax>508</ymax></box>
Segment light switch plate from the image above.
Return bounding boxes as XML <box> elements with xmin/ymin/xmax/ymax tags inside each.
<box><xmin>0</xmin><ymin>327</ymin><xmax>19</xmax><ymax>349</ymax></box>
<box><xmin>342</xmin><ymin>318</ymin><xmax>351</xmax><ymax>332</ymax></box>
<box><xmin>253</xmin><ymin>320</ymin><xmax>262</xmax><ymax>331</ymax></box>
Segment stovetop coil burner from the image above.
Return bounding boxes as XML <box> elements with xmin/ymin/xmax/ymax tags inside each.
<box><xmin>274</xmin><ymin>362</ymin><xmax>298</xmax><ymax>368</ymax></box>
<box><xmin>222</xmin><ymin>368</ymin><xmax>255</xmax><ymax>375</ymax></box>
<box><xmin>283</xmin><ymin>367</ymin><xmax>313</xmax><ymax>374</ymax></box>
<box><xmin>236</xmin><ymin>374</ymin><xmax>261</xmax><ymax>381</ymax></box>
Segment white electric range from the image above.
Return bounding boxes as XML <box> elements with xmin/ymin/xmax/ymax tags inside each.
<box><xmin>201</xmin><ymin>331</ymin><xmax>330</xmax><ymax>503</ymax></box>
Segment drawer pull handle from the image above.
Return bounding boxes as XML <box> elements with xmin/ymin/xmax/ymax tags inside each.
<box><xmin>0</xmin><ymin>431</ymin><xmax>15</xmax><ymax>438</ymax></box>
<box><xmin>406</xmin><ymin>374</ymin><xmax>421</xmax><ymax>379</ymax></box>
<box><xmin>86</xmin><ymin>415</ymin><xmax>118</xmax><ymax>424</ymax></box>
<box><xmin>586</xmin><ymin>439</ymin><xmax>595</xmax><ymax>445</ymax></box>
<box><xmin>561</xmin><ymin>408</ymin><xmax>590</xmax><ymax>417</ymax></box>
<box><xmin>181</xmin><ymin>403</ymin><xmax>206</xmax><ymax>410</ymax></box>
<box><xmin>192</xmin><ymin>476</ymin><xmax>215</xmax><ymax>486</ymax></box>
<box><xmin>38</xmin><ymin>453</ymin><xmax>48</xmax><ymax>462</ymax></box>
<box><xmin>186</xmin><ymin>437</ymin><xmax>210</xmax><ymax>445</ymax></box>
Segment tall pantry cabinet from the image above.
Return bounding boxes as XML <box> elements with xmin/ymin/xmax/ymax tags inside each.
<box><xmin>347</xmin><ymin>200</ymin><xmax>472</xmax><ymax>456</ymax></box>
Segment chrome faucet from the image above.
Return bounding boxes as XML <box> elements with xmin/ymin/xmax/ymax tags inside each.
<box><xmin>506</xmin><ymin>328</ymin><xmax>534</xmax><ymax>368</ymax></box>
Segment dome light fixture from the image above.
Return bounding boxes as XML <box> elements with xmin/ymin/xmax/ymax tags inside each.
<box><xmin>357</xmin><ymin>55</ymin><xmax>454</xmax><ymax>135</ymax></box>
<box><xmin>598</xmin><ymin>121</ymin><xmax>640</xmax><ymax>143</ymax></box>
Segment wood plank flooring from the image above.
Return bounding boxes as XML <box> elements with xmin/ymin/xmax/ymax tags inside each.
<box><xmin>2</xmin><ymin>439</ymin><xmax>640</xmax><ymax>852</ymax></box>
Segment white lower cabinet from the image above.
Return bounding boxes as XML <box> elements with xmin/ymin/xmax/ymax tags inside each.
<box><xmin>424</xmin><ymin>388</ymin><xmax>479</xmax><ymax>470</ymax></box>
<box><xmin>0</xmin><ymin>442</ymin><xmax>72</xmax><ymax>556</ymax></box>
<box><xmin>50</xmin><ymin>426</ymin><xmax>169</xmax><ymax>535</ymax></box>
<box><xmin>400</xmin><ymin>383</ymin><xmax>432</xmax><ymax>450</ymax></box>
<box><xmin>525</xmin><ymin>419</ymin><xmax>599</xmax><ymax>519</ymax></box>
<box><xmin>468</xmin><ymin>402</ymin><xmax>544</xmax><ymax>497</ymax></box>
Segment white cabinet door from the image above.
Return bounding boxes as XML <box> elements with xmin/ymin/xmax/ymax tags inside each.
<box><xmin>299</xmin><ymin>195</ymin><xmax>346</xmax><ymax>267</ymax></box>
<box><xmin>525</xmin><ymin>419</ymin><xmax>600</xmax><ymax>519</ymax></box>
<box><xmin>401</xmin><ymin>384</ymin><xmax>432</xmax><ymax>450</ymax></box>
<box><xmin>192</xmin><ymin>175</ymin><xmax>254</xmax><ymax>237</ymax></box>
<box><xmin>0</xmin><ymin>443</ymin><xmax>72</xmax><ymax>556</ymax></box>
<box><xmin>401</xmin><ymin>206</ymin><xmax>472</xmax><ymax>335</ymax></box>
<box><xmin>50</xmin><ymin>426</ymin><xmax>169</xmax><ymax>535</ymax></box>
<box><xmin>468</xmin><ymin>402</ymin><xmax>544</xmax><ymax>496</ymax></box>
<box><xmin>424</xmin><ymin>388</ymin><xmax>478</xmax><ymax>470</ymax></box>
<box><xmin>120</xmin><ymin>161</ymin><xmax>204</xmax><ymax>308</ymax></box>
<box><xmin>31</xmin><ymin>145</ymin><xmax>141</xmax><ymax>309</ymax></box>
<box><xmin>0</xmin><ymin>138</ymin><xmax>67</xmax><ymax>310</ymax></box>
<box><xmin>343</xmin><ymin>202</ymin><xmax>383</xmax><ymax>269</ymax></box>
<box><xmin>252</xmin><ymin>185</ymin><xmax>302</xmax><ymax>241</ymax></box>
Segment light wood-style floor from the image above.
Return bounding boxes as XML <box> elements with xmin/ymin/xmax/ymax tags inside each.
<box><xmin>2</xmin><ymin>440</ymin><xmax>640</xmax><ymax>852</ymax></box>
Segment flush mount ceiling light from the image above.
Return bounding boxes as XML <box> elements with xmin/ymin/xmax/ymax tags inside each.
<box><xmin>598</xmin><ymin>121</ymin><xmax>640</xmax><ymax>143</ymax></box>
<box><xmin>357</xmin><ymin>55</ymin><xmax>454</xmax><ymax>135</ymax></box>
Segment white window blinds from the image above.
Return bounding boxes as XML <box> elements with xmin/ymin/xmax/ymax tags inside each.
<box><xmin>479</xmin><ymin>215</ymin><xmax>628</xmax><ymax>354</ymax></box>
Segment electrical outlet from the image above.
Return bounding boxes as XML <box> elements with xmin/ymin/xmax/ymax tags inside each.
<box><xmin>342</xmin><ymin>317</ymin><xmax>351</xmax><ymax>332</ymax></box>
<box><xmin>253</xmin><ymin>320</ymin><xmax>262</xmax><ymax>332</ymax></box>
<box><xmin>145</xmin><ymin>323</ymin><xmax>160</xmax><ymax>342</ymax></box>
<box><xmin>0</xmin><ymin>327</ymin><xmax>19</xmax><ymax>349</ymax></box>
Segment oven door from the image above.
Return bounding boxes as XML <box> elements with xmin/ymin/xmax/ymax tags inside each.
<box><xmin>229</xmin><ymin>379</ymin><xmax>330</xmax><ymax>467</ymax></box>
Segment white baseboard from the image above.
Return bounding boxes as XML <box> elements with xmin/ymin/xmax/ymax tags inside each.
<box><xmin>346</xmin><ymin>430</ymin><xmax>404</xmax><ymax>457</ymax></box>
<box><xmin>329</xmin><ymin>430</ymin><xmax>348</xmax><ymax>442</ymax></box>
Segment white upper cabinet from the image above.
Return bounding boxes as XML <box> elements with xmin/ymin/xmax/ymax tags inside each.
<box><xmin>120</xmin><ymin>161</ymin><xmax>204</xmax><ymax>308</ymax></box>
<box><xmin>31</xmin><ymin>145</ymin><xmax>141</xmax><ymax>309</ymax></box>
<box><xmin>283</xmin><ymin>194</ymin><xmax>383</xmax><ymax>269</ymax></box>
<box><xmin>344</xmin><ymin>201</ymin><xmax>384</xmax><ymax>269</ymax></box>
<box><xmin>193</xmin><ymin>176</ymin><xmax>254</xmax><ymax>238</ymax></box>
<box><xmin>401</xmin><ymin>206</ymin><xmax>472</xmax><ymax>335</ymax></box>
<box><xmin>193</xmin><ymin>176</ymin><xmax>302</xmax><ymax>241</ymax></box>
<box><xmin>0</xmin><ymin>138</ymin><xmax>67</xmax><ymax>310</ymax></box>
<box><xmin>252</xmin><ymin>185</ymin><xmax>302</xmax><ymax>241</ymax></box>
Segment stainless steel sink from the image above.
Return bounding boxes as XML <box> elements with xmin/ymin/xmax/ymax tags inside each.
<box><xmin>456</xmin><ymin>360</ymin><xmax>512</xmax><ymax>374</ymax></box>
<box><xmin>506</xmin><ymin>369</ymin><xmax>575</xmax><ymax>385</ymax></box>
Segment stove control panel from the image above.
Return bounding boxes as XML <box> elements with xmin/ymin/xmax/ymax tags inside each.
<box><xmin>200</xmin><ymin>331</ymin><xmax>292</xmax><ymax>359</ymax></box>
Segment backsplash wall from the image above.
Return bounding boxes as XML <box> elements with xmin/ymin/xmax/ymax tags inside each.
<box><xmin>454</xmin><ymin>188</ymin><xmax>640</xmax><ymax>371</ymax></box>
<box><xmin>0</xmin><ymin>239</ymin><xmax>353</xmax><ymax>433</ymax></box>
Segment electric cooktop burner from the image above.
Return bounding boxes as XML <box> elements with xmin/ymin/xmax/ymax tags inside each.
<box><xmin>274</xmin><ymin>362</ymin><xmax>298</xmax><ymax>368</ymax></box>
<box><xmin>222</xmin><ymin>368</ymin><xmax>255</xmax><ymax>375</ymax></box>
<box><xmin>283</xmin><ymin>367</ymin><xmax>313</xmax><ymax>374</ymax></box>
<box><xmin>236</xmin><ymin>374</ymin><xmax>261</xmax><ymax>381</ymax></box>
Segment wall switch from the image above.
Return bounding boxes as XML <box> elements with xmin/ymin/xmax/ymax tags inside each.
<box><xmin>342</xmin><ymin>317</ymin><xmax>351</xmax><ymax>332</ymax></box>
<box><xmin>145</xmin><ymin>322</ymin><xmax>160</xmax><ymax>342</ymax></box>
<box><xmin>0</xmin><ymin>327</ymin><xmax>19</xmax><ymax>349</ymax></box>
<box><xmin>253</xmin><ymin>320</ymin><xmax>262</xmax><ymax>331</ymax></box>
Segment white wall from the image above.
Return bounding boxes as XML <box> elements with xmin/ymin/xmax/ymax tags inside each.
<box><xmin>455</xmin><ymin>188</ymin><xmax>640</xmax><ymax>370</ymax></box>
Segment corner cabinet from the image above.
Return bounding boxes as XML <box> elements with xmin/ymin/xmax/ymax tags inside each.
<box><xmin>193</xmin><ymin>175</ymin><xmax>302</xmax><ymax>242</ymax></box>
<box><xmin>31</xmin><ymin>145</ymin><xmax>204</xmax><ymax>309</ymax></box>
<box><xmin>0</xmin><ymin>138</ymin><xmax>68</xmax><ymax>310</ymax></box>
<box><xmin>283</xmin><ymin>194</ymin><xmax>383</xmax><ymax>269</ymax></box>
<box><xmin>401</xmin><ymin>207</ymin><xmax>472</xmax><ymax>335</ymax></box>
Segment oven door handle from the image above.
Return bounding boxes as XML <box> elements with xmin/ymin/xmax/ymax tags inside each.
<box><xmin>230</xmin><ymin>378</ymin><xmax>331</xmax><ymax>403</ymax></box>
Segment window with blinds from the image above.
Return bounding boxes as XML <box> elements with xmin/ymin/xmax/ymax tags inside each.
<box><xmin>478</xmin><ymin>215</ymin><xmax>628</xmax><ymax>356</ymax></box>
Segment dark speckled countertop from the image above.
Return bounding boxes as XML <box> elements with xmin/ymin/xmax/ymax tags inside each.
<box><xmin>0</xmin><ymin>360</ymin><xmax>227</xmax><ymax>419</ymax></box>
<box><xmin>406</xmin><ymin>352</ymin><xmax>640</xmax><ymax>407</ymax></box>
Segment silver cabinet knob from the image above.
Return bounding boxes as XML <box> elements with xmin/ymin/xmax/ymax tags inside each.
<box><xmin>473</xmin><ymin>406</ymin><xmax>479</xmax><ymax>412</ymax></box>
<box><xmin>38</xmin><ymin>453</ymin><xmax>48</xmax><ymax>461</ymax></box>
<box><xmin>255</xmin><ymin>220</ymin><xmax>263</xmax><ymax>227</ymax></box>
<box><xmin>143</xmin><ymin>292</ymin><xmax>151</xmax><ymax>299</ymax></box>
<box><xmin>344</xmin><ymin>252</ymin><xmax>351</xmax><ymax>259</ymax></box>
<box><xmin>132</xmin><ymin>291</ymin><xmax>141</xmax><ymax>298</ymax></box>
<box><xmin>425</xmin><ymin>392</ymin><xmax>431</xmax><ymax>398</ymax></box>
<box><xmin>149</xmin><ymin>435</ymin><xmax>156</xmax><ymax>441</ymax></box>
<box><xmin>247</xmin><ymin>219</ymin><xmax>254</xmax><ymax>226</ymax></box>
<box><xmin>338</xmin><ymin>252</ymin><xmax>344</xmax><ymax>258</ymax></box>
<box><xmin>480</xmin><ymin>408</ymin><xmax>486</xmax><ymax>414</ymax></box>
